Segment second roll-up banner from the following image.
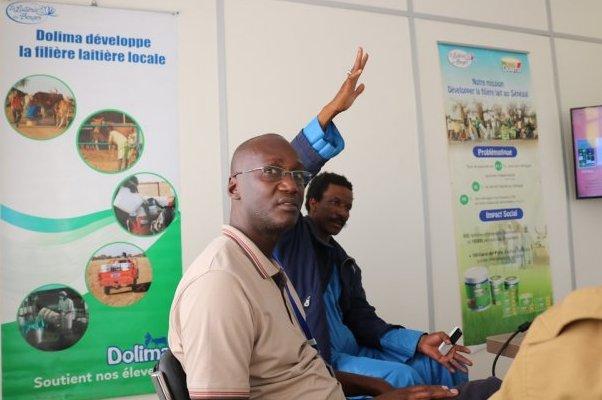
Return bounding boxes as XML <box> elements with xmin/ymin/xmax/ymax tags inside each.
<box><xmin>1</xmin><ymin>2</ymin><xmax>181</xmax><ymax>399</ymax></box>
<box><xmin>438</xmin><ymin>43</ymin><xmax>554</xmax><ymax>345</ymax></box>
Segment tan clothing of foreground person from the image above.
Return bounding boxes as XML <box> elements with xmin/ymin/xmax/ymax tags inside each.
<box><xmin>490</xmin><ymin>286</ymin><xmax>602</xmax><ymax>399</ymax></box>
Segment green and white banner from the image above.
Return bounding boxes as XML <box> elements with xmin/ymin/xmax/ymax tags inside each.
<box><xmin>1</xmin><ymin>3</ymin><xmax>181</xmax><ymax>399</ymax></box>
<box><xmin>438</xmin><ymin>43</ymin><xmax>553</xmax><ymax>345</ymax></box>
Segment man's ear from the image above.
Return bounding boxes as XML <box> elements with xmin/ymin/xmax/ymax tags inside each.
<box><xmin>228</xmin><ymin>177</ymin><xmax>241</xmax><ymax>200</ymax></box>
<box><xmin>307</xmin><ymin>198</ymin><xmax>317</xmax><ymax>214</ymax></box>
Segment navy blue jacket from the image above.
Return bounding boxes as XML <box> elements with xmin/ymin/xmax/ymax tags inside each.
<box><xmin>275</xmin><ymin>217</ymin><xmax>399</xmax><ymax>364</ymax></box>
<box><xmin>274</xmin><ymin>128</ymin><xmax>398</xmax><ymax>364</ymax></box>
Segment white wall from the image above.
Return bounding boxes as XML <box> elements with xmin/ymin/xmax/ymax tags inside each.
<box><xmin>319</xmin><ymin>0</ymin><xmax>406</xmax><ymax>11</ymax></box>
<box><xmin>555</xmin><ymin>38</ymin><xmax>602</xmax><ymax>288</ymax></box>
<box><xmin>4</xmin><ymin>0</ymin><xmax>602</xmax><ymax>397</ymax></box>
<box><xmin>414</xmin><ymin>0</ymin><xmax>548</xmax><ymax>29</ymax></box>
<box><xmin>223</xmin><ymin>0</ymin><xmax>429</xmax><ymax>329</ymax></box>
<box><xmin>551</xmin><ymin>0</ymin><xmax>602</xmax><ymax>39</ymax></box>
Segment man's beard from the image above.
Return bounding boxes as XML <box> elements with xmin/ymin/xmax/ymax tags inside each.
<box><xmin>254</xmin><ymin>209</ymin><xmax>298</xmax><ymax>237</ymax></box>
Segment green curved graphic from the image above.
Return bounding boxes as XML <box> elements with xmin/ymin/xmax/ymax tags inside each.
<box><xmin>1</xmin><ymin>205</ymin><xmax>112</xmax><ymax>233</ymax></box>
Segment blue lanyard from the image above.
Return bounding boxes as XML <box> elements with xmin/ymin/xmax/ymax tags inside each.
<box><xmin>282</xmin><ymin>283</ymin><xmax>317</xmax><ymax>347</ymax></box>
<box><xmin>281</xmin><ymin>277</ymin><xmax>335</xmax><ymax>377</ymax></box>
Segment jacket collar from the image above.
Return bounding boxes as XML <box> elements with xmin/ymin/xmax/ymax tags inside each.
<box><xmin>305</xmin><ymin>216</ymin><xmax>335</xmax><ymax>247</ymax></box>
<box><xmin>305</xmin><ymin>217</ymin><xmax>356</xmax><ymax>270</ymax></box>
<box><xmin>221</xmin><ymin>225</ymin><xmax>281</xmax><ymax>279</ymax></box>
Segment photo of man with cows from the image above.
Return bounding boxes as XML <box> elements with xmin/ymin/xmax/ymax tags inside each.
<box><xmin>5</xmin><ymin>75</ymin><xmax>75</xmax><ymax>140</ymax></box>
<box><xmin>17</xmin><ymin>285</ymin><xmax>88</xmax><ymax>351</ymax></box>
<box><xmin>112</xmin><ymin>173</ymin><xmax>177</xmax><ymax>236</ymax></box>
<box><xmin>77</xmin><ymin>110</ymin><xmax>144</xmax><ymax>173</ymax></box>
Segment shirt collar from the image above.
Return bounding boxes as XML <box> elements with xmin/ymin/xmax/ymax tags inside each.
<box><xmin>221</xmin><ymin>225</ymin><xmax>281</xmax><ymax>279</ymax></box>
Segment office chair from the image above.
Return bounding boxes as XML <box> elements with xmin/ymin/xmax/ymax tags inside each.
<box><xmin>151</xmin><ymin>349</ymin><xmax>191</xmax><ymax>400</ymax></box>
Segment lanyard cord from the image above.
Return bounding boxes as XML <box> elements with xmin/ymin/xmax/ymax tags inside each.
<box><xmin>280</xmin><ymin>273</ymin><xmax>335</xmax><ymax>377</ymax></box>
<box><xmin>282</xmin><ymin>283</ymin><xmax>317</xmax><ymax>347</ymax></box>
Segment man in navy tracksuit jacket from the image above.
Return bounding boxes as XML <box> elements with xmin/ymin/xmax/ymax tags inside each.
<box><xmin>275</xmin><ymin>103</ymin><xmax>470</xmax><ymax>391</ymax></box>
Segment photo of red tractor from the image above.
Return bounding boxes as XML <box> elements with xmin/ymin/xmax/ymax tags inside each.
<box><xmin>86</xmin><ymin>243</ymin><xmax>152</xmax><ymax>307</ymax></box>
<box><xmin>98</xmin><ymin>256</ymin><xmax>139</xmax><ymax>295</ymax></box>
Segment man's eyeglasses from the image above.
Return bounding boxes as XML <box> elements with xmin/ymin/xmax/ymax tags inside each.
<box><xmin>231</xmin><ymin>165</ymin><xmax>313</xmax><ymax>187</ymax></box>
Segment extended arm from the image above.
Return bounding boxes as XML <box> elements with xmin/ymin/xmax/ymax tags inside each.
<box><xmin>292</xmin><ymin>47</ymin><xmax>369</xmax><ymax>176</ymax></box>
<box><xmin>335</xmin><ymin>371</ymin><xmax>391</xmax><ymax>397</ymax></box>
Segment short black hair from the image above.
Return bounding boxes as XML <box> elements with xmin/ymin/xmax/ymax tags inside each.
<box><xmin>305</xmin><ymin>172</ymin><xmax>353</xmax><ymax>212</ymax></box>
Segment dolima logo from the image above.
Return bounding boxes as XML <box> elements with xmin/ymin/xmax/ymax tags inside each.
<box><xmin>106</xmin><ymin>332</ymin><xmax>168</xmax><ymax>365</ymax></box>
<box><xmin>447</xmin><ymin>49</ymin><xmax>474</xmax><ymax>68</ymax></box>
<box><xmin>6</xmin><ymin>2</ymin><xmax>56</xmax><ymax>24</ymax></box>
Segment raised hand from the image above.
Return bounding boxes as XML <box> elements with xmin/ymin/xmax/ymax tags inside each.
<box><xmin>318</xmin><ymin>47</ymin><xmax>369</xmax><ymax>128</ymax></box>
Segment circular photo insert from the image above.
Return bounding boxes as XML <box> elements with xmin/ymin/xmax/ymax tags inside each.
<box><xmin>86</xmin><ymin>242</ymin><xmax>152</xmax><ymax>307</ymax></box>
<box><xmin>113</xmin><ymin>173</ymin><xmax>177</xmax><ymax>236</ymax></box>
<box><xmin>16</xmin><ymin>285</ymin><xmax>88</xmax><ymax>351</ymax></box>
<box><xmin>77</xmin><ymin>110</ymin><xmax>144</xmax><ymax>173</ymax></box>
<box><xmin>5</xmin><ymin>75</ymin><xmax>76</xmax><ymax>140</ymax></box>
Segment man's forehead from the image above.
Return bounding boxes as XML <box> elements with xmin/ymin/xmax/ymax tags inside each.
<box><xmin>325</xmin><ymin>184</ymin><xmax>354</xmax><ymax>199</ymax></box>
<box><xmin>231</xmin><ymin>134</ymin><xmax>304</xmax><ymax>173</ymax></box>
<box><xmin>261</xmin><ymin>155</ymin><xmax>304</xmax><ymax>169</ymax></box>
<box><xmin>246</xmin><ymin>146</ymin><xmax>303</xmax><ymax>170</ymax></box>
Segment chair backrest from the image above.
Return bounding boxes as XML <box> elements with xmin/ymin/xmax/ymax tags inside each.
<box><xmin>151</xmin><ymin>349</ymin><xmax>191</xmax><ymax>400</ymax></box>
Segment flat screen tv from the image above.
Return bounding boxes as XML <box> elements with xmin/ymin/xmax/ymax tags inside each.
<box><xmin>571</xmin><ymin>105</ymin><xmax>602</xmax><ymax>199</ymax></box>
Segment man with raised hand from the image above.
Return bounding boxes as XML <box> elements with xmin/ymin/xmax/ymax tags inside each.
<box><xmin>276</xmin><ymin>48</ymin><xmax>471</xmax><ymax>390</ymax></box>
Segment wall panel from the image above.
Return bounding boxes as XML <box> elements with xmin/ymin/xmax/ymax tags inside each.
<box><xmin>551</xmin><ymin>0</ymin><xmax>602</xmax><ymax>39</ymax></box>
<box><xmin>318</xmin><ymin>0</ymin><xmax>406</xmax><ymax>11</ymax></box>
<box><xmin>414</xmin><ymin>0</ymin><xmax>548</xmax><ymax>30</ymax></box>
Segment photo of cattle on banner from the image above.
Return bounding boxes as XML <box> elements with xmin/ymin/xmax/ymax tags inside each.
<box><xmin>5</xmin><ymin>75</ymin><xmax>75</xmax><ymax>140</ymax></box>
<box><xmin>85</xmin><ymin>242</ymin><xmax>153</xmax><ymax>307</ymax></box>
<box><xmin>17</xmin><ymin>285</ymin><xmax>88</xmax><ymax>351</ymax></box>
<box><xmin>77</xmin><ymin>110</ymin><xmax>144</xmax><ymax>173</ymax></box>
<box><xmin>113</xmin><ymin>173</ymin><xmax>177</xmax><ymax>236</ymax></box>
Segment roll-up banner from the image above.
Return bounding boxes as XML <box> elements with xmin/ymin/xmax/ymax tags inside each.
<box><xmin>1</xmin><ymin>2</ymin><xmax>181</xmax><ymax>398</ymax></box>
<box><xmin>438</xmin><ymin>43</ymin><xmax>553</xmax><ymax>345</ymax></box>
